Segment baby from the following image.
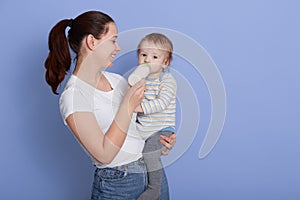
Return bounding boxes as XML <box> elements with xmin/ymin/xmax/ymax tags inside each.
<box><xmin>129</xmin><ymin>33</ymin><xmax>177</xmax><ymax>200</ymax></box>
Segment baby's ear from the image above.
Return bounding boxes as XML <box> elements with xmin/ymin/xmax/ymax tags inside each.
<box><xmin>163</xmin><ymin>59</ymin><xmax>170</xmax><ymax>67</ymax></box>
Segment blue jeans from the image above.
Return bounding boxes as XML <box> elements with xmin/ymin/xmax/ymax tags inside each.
<box><xmin>90</xmin><ymin>158</ymin><xmax>169</xmax><ymax>200</ymax></box>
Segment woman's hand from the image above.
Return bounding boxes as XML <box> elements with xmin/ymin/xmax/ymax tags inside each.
<box><xmin>113</xmin><ymin>79</ymin><xmax>145</xmax><ymax>135</ymax></box>
<box><xmin>123</xmin><ymin>79</ymin><xmax>146</xmax><ymax>112</ymax></box>
<box><xmin>134</xmin><ymin>104</ymin><xmax>143</xmax><ymax>113</ymax></box>
<box><xmin>160</xmin><ymin>133</ymin><xmax>176</xmax><ymax>155</ymax></box>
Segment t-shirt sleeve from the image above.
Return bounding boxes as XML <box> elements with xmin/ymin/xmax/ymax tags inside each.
<box><xmin>59</xmin><ymin>87</ymin><xmax>93</xmax><ymax>125</ymax></box>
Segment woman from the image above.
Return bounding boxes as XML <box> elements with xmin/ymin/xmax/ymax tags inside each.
<box><xmin>44</xmin><ymin>10</ymin><xmax>176</xmax><ymax>200</ymax></box>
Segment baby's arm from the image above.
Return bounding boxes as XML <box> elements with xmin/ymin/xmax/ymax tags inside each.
<box><xmin>141</xmin><ymin>76</ymin><xmax>177</xmax><ymax>114</ymax></box>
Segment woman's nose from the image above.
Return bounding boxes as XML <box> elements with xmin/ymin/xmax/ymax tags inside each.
<box><xmin>116</xmin><ymin>42</ymin><xmax>121</xmax><ymax>51</ymax></box>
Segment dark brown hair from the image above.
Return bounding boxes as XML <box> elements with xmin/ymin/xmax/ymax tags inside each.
<box><xmin>44</xmin><ymin>11</ymin><xmax>114</xmax><ymax>94</ymax></box>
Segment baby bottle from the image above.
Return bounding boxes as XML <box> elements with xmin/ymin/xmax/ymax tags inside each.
<box><xmin>128</xmin><ymin>63</ymin><xmax>151</xmax><ymax>86</ymax></box>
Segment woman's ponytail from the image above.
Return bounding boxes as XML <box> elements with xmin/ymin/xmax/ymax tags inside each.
<box><xmin>44</xmin><ymin>19</ymin><xmax>72</xmax><ymax>95</ymax></box>
<box><xmin>44</xmin><ymin>11</ymin><xmax>115</xmax><ymax>94</ymax></box>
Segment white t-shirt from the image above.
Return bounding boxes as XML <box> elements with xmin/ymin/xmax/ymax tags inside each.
<box><xmin>59</xmin><ymin>71</ymin><xmax>144</xmax><ymax>168</ymax></box>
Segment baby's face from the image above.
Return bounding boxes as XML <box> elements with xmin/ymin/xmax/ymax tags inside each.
<box><xmin>138</xmin><ymin>41</ymin><xmax>169</xmax><ymax>76</ymax></box>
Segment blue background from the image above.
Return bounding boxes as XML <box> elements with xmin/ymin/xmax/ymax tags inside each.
<box><xmin>1</xmin><ymin>0</ymin><xmax>300</xmax><ymax>199</ymax></box>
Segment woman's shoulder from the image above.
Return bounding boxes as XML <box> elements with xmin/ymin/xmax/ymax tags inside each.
<box><xmin>59</xmin><ymin>75</ymin><xmax>94</xmax><ymax>106</ymax></box>
<box><xmin>59</xmin><ymin>75</ymin><xmax>94</xmax><ymax>122</ymax></box>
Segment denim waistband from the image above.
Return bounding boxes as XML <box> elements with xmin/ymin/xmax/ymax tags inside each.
<box><xmin>96</xmin><ymin>158</ymin><xmax>146</xmax><ymax>174</ymax></box>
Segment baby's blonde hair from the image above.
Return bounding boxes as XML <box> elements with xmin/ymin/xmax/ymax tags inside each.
<box><xmin>137</xmin><ymin>33</ymin><xmax>173</xmax><ymax>64</ymax></box>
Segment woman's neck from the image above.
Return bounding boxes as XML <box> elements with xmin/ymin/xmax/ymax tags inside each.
<box><xmin>73</xmin><ymin>58</ymin><xmax>103</xmax><ymax>88</ymax></box>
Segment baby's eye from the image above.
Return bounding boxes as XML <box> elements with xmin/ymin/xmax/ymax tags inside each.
<box><xmin>153</xmin><ymin>55</ymin><xmax>158</xmax><ymax>59</ymax></box>
<box><xmin>141</xmin><ymin>53</ymin><xmax>147</xmax><ymax>57</ymax></box>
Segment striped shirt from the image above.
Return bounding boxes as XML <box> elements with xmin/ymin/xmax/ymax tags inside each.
<box><xmin>137</xmin><ymin>69</ymin><xmax>177</xmax><ymax>139</ymax></box>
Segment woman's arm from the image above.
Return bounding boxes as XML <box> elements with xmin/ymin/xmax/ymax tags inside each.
<box><xmin>66</xmin><ymin>80</ymin><xmax>146</xmax><ymax>164</ymax></box>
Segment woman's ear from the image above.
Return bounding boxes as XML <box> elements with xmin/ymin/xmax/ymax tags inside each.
<box><xmin>86</xmin><ymin>34</ymin><xmax>96</xmax><ymax>51</ymax></box>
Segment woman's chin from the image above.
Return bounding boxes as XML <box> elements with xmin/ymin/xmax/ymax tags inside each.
<box><xmin>107</xmin><ymin>62</ymin><xmax>113</xmax><ymax>68</ymax></box>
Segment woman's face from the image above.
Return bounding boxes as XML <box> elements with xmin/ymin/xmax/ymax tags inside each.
<box><xmin>94</xmin><ymin>23</ymin><xmax>121</xmax><ymax>67</ymax></box>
